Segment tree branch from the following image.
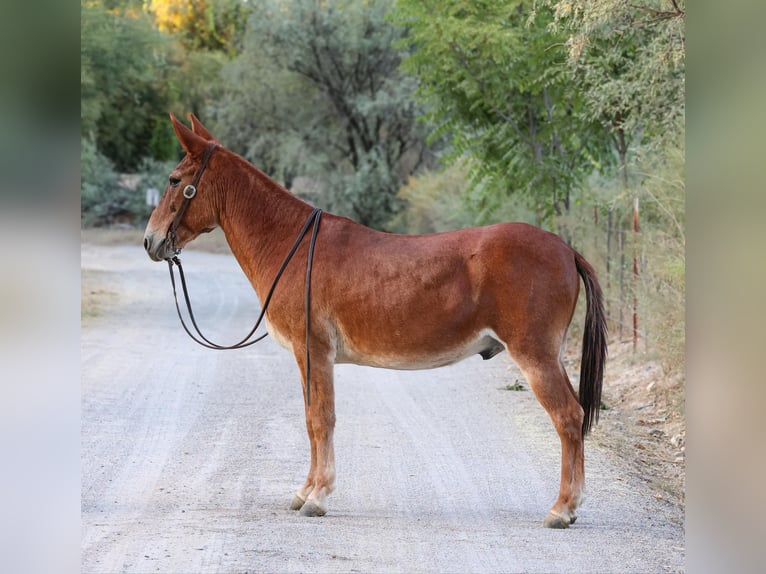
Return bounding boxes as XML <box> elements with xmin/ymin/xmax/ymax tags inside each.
<box><xmin>628</xmin><ymin>1</ymin><xmax>685</xmax><ymax>27</ymax></box>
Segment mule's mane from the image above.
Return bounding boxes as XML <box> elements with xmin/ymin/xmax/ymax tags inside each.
<box><xmin>210</xmin><ymin>147</ymin><xmax>317</xmax><ymax>299</ymax></box>
<box><xmin>211</xmin><ymin>149</ymin><xmax>313</xmax><ymax>236</ymax></box>
<box><xmin>220</xmin><ymin>150</ymin><xmax>310</xmax><ymax>213</ymax></box>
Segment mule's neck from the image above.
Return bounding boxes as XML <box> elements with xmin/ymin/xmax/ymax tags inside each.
<box><xmin>216</xmin><ymin>153</ymin><xmax>315</xmax><ymax>301</ymax></box>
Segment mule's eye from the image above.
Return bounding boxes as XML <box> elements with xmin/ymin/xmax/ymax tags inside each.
<box><xmin>169</xmin><ymin>177</ymin><xmax>181</xmax><ymax>187</ymax></box>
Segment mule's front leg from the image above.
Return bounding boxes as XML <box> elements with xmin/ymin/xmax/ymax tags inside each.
<box><xmin>290</xmin><ymin>356</ymin><xmax>336</xmax><ymax>517</ymax></box>
<box><xmin>289</xmin><ymin>421</ymin><xmax>317</xmax><ymax>511</ymax></box>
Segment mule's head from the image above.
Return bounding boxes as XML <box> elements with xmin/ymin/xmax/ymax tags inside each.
<box><xmin>143</xmin><ymin>114</ymin><xmax>222</xmax><ymax>261</ymax></box>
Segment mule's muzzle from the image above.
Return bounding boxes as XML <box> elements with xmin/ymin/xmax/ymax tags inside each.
<box><xmin>143</xmin><ymin>231</ymin><xmax>176</xmax><ymax>262</ymax></box>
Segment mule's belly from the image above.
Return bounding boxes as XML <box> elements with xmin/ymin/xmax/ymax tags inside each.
<box><xmin>334</xmin><ymin>329</ymin><xmax>505</xmax><ymax>370</ymax></box>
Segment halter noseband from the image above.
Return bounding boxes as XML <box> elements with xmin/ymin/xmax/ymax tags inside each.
<box><xmin>166</xmin><ymin>142</ymin><xmax>219</xmax><ymax>255</ymax></box>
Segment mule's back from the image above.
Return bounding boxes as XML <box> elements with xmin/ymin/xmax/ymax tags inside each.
<box><xmin>307</xmin><ymin>218</ymin><xmax>580</xmax><ymax>371</ymax></box>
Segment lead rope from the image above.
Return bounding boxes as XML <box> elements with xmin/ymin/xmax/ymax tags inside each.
<box><xmin>304</xmin><ymin>209</ymin><xmax>321</xmax><ymax>406</ymax></box>
<box><xmin>167</xmin><ymin>207</ymin><xmax>322</xmax><ymax>405</ymax></box>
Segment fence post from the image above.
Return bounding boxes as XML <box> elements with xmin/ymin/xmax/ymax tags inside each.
<box><xmin>632</xmin><ymin>195</ymin><xmax>639</xmax><ymax>352</ymax></box>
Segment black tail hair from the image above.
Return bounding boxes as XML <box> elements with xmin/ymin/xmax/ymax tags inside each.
<box><xmin>574</xmin><ymin>252</ymin><xmax>608</xmax><ymax>436</ymax></box>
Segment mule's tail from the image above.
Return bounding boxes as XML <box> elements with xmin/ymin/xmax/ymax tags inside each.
<box><xmin>574</xmin><ymin>251</ymin><xmax>608</xmax><ymax>437</ymax></box>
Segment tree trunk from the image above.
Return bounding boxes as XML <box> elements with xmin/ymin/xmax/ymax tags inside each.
<box><xmin>606</xmin><ymin>208</ymin><xmax>613</xmax><ymax>325</ymax></box>
<box><xmin>618</xmin><ymin>224</ymin><xmax>625</xmax><ymax>340</ymax></box>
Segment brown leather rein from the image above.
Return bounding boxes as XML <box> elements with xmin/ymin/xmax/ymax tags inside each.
<box><xmin>164</xmin><ymin>143</ymin><xmax>322</xmax><ymax>405</ymax></box>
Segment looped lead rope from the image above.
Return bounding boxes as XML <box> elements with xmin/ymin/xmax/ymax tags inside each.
<box><xmin>167</xmin><ymin>208</ymin><xmax>322</xmax><ymax>405</ymax></box>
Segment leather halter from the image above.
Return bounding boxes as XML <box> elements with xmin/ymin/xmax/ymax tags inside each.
<box><xmin>166</xmin><ymin>142</ymin><xmax>219</xmax><ymax>255</ymax></box>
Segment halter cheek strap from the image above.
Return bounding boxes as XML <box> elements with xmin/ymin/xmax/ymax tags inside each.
<box><xmin>166</xmin><ymin>142</ymin><xmax>219</xmax><ymax>253</ymax></box>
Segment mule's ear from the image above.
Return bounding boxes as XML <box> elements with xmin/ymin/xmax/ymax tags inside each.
<box><xmin>169</xmin><ymin>112</ymin><xmax>208</xmax><ymax>157</ymax></box>
<box><xmin>189</xmin><ymin>113</ymin><xmax>220</xmax><ymax>144</ymax></box>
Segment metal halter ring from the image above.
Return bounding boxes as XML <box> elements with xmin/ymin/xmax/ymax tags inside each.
<box><xmin>183</xmin><ymin>184</ymin><xmax>197</xmax><ymax>199</ymax></box>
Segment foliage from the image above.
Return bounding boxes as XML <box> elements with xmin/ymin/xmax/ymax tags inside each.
<box><xmin>81</xmin><ymin>0</ymin><xmax>432</xmax><ymax>230</ymax></box>
<box><xmin>394</xmin><ymin>0</ymin><xmax>614</xmax><ymax>227</ymax></box>
<box><xmin>389</xmin><ymin>162</ymin><xmax>473</xmax><ymax>234</ymax></box>
<box><xmin>636</xmin><ymin>143</ymin><xmax>685</xmax><ymax>373</ymax></box>
<box><xmin>211</xmin><ymin>43</ymin><xmax>329</xmax><ymax>187</ymax></box>
<box><xmin>212</xmin><ymin>0</ymin><xmax>432</xmax><ymax>229</ymax></box>
<box><xmin>560</xmin><ymin>134</ymin><xmax>684</xmax><ymax>374</ymax></box>
<box><xmin>166</xmin><ymin>49</ymin><xmax>230</xmax><ymax>125</ymax></box>
<box><xmin>81</xmin><ymin>138</ymin><xmax>146</xmax><ymax>226</ymax></box>
<box><xmin>145</xmin><ymin>0</ymin><xmax>251</xmax><ymax>55</ymax></box>
<box><xmin>81</xmin><ymin>1</ymin><xmax>177</xmax><ymax>171</ymax></box>
<box><xmin>540</xmin><ymin>0</ymin><xmax>685</xmax><ymax>147</ymax></box>
<box><xmin>135</xmin><ymin>156</ymin><xmax>181</xmax><ymax>221</ymax></box>
<box><xmin>81</xmin><ymin>0</ymin><xmax>235</xmax><ymax>230</ymax></box>
<box><xmin>81</xmin><ymin>0</ymin><xmax>234</xmax><ymax>173</ymax></box>
<box><xmin>332</xmin><ymin>149</ymin><xmax>405</xmax><ymax>230</ymax></box>
<box><xmin>390</xmin><ymin>159</ymin><xmax>538</xmax><ymax>234</ymax></box>
<box><xmin>535</xmin><ymin>0</ymin><xmax>685</xmax><ymax>370</ymax></box>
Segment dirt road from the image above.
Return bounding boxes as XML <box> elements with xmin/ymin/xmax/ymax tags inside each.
<box><xmin>81</xmin><ymin>242</ymin><xmax>684</xmax><ymax>573</ymax></box>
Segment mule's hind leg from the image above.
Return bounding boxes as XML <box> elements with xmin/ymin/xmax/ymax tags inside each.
<box><xmin>290</xmin><ymin>353</ymin><xmax>336</xmax><ymax>517</ymax></box>
<box><xmin>516</xmin><ymin>354</ymin><xmax>585</xmax><ymax>529</ymax></box>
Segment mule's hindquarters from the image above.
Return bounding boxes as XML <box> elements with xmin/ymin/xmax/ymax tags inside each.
<box><xmin>488</xmin><ymin>237</ymin><xmax>606</xmax><ymax>528</ymax></box>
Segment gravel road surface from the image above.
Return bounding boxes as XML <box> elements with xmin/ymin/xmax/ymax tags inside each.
<box><xmin>81</xmin><ymin>243</ymin><xmax>684</xmax><ymax>573</ymax></box>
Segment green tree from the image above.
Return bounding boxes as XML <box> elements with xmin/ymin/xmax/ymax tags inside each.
<box><xmin>538</xmin><ymin>0</ymin><xmax>685</xmax><ymax>185</ymax></box>
<box><xmin>81</xmin><ymin>1</ymin><xmax>177</xmax><ymax>171</ymax></box>
<box><xmin>145</xmin><ymin>0</ymin><xmax>250</xmax><ymax>55</ymax></box>
<box><xmin>394</xmin><ymin>0</ymin><xmax>613</xmax><ymax>227</ymax></box>
<box><xmin>536</xmin><ymin>0</ymin><xmax>685</xmax><ymax>363</ymax></box>
<box><xmin>212</xmin><ymin>0</ymin><xmax>432</xmax><ymax>229</ymax></box>
<box><xmin>211</xmin><ymin>44</ymin><xmax>329</xmax><ymax>188</ymax></box>
<box><xmin>81</xmin><ymin>0</ymin><xmax>237</xmax><ymax>172</ymax></box>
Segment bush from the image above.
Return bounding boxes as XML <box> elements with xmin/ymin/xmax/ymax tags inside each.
<box><xmin>389</xmin><ymin>163</ymin><xmax>471</xmax><ymax>234</ymax></box>
<box><xmin>559</xmin><ymin>145</ymin><xmax>685</xmax><ymax>376</ymax></box>
<box><xmin>81</xmin><ymin>137</ymin><xmax>121</xmax><ymax>227</ymax></box>
<box><xmin>636</xmin><ymin>149</ymin><xmax>685</xmax><ymax>374</ymax></box>
<box><xmin>81</xmin><ymin>138</ymin><xmax>168</xmax><ymax>228</ymax></box>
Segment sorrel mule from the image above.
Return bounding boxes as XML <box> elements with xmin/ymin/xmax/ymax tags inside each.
<box><xmin>143</xmin><ymin>114</ymin><xmax>607</xmax><ymax>529</ymax></box>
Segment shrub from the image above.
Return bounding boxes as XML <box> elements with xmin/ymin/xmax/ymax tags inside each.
<box><xmin>81</xmin><ymin>137</ymin><xmax>122</xmax><ymax>227</ymax></box>
<box><xmin>81</xmin><ymin>138</ymin><xmax>176</xmax><ymax>228</ymax></box>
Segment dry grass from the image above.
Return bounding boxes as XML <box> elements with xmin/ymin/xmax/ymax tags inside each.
<box><xmin>81</xmin><ymin>268</ymin><xmax>117</xmax><ymax>322</ymax></box>
<box><xmin>588</xmin><ymin>341</ymin><xmax>686</xmax><ymax>507</ymax></box>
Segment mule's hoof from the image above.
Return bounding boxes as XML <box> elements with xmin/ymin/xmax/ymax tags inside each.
<box><xmin>543</xmin><ymin>512</ymin><xmax>571</xmax><ymax>529</ymax></box>
<box><xmin>289</xmin><ymin>495</ymin><xmax>306</xmax><ymax>511</ymax></box>
<box><xmin>299</xmin><ymin>500</ymin><xmax>326</xmax><ymax>517</ymax></box>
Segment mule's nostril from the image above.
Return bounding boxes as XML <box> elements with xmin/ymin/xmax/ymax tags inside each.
<box><xmin>143</xmin><ymin>236</ymin><xmax>150</xmax><ymax>251</ymax></box>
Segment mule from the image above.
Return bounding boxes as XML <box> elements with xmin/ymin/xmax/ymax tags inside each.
<box><xmin>143</xmin><ymin>114</ymin><xmax>607</xmax><ymax>528</ymax></box>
